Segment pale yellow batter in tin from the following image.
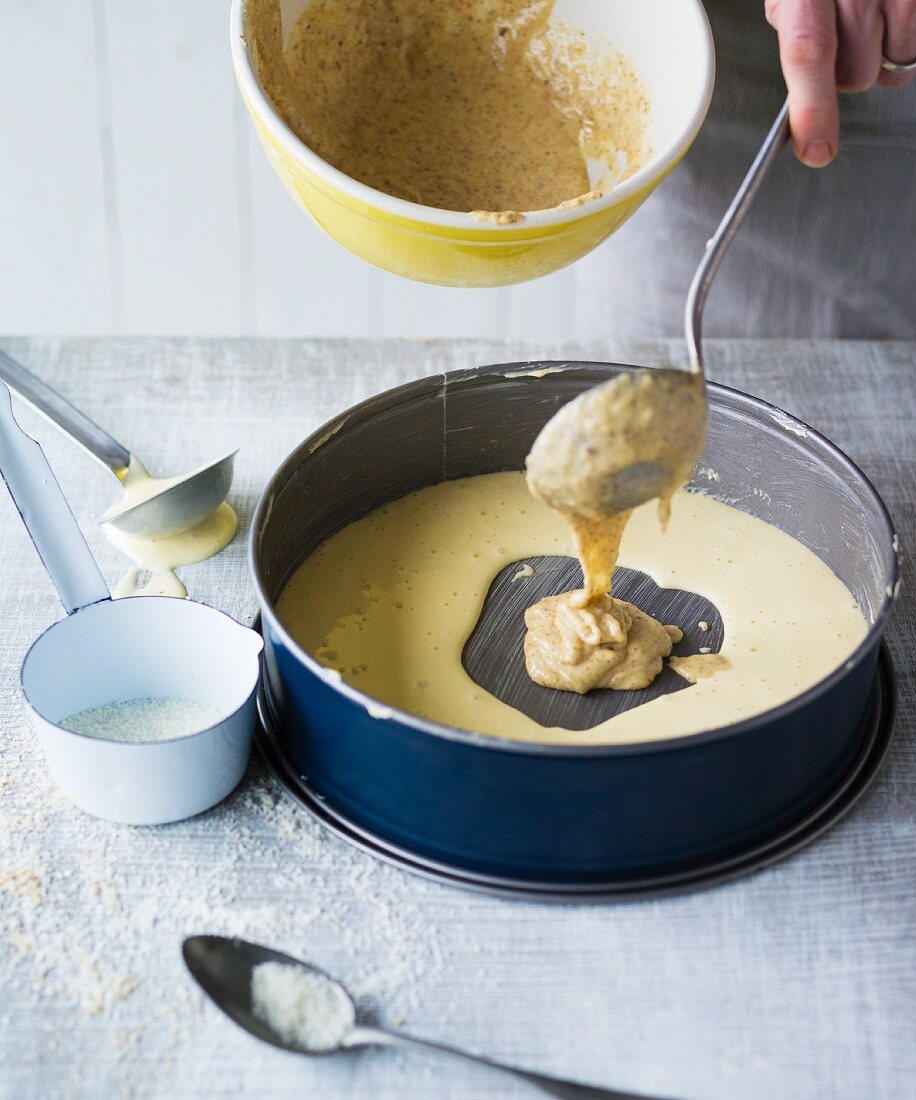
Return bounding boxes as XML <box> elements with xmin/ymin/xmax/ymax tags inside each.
<box><xmin>276</xmin><ymin>472</ymin><xmax>867</xmax><ymax>745</ymax></box>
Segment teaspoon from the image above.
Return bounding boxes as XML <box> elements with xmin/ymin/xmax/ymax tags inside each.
<box><xmin>183</xmin><ymin>935</ymin><xmax>677</xmax><ymax>1100</ymax></box>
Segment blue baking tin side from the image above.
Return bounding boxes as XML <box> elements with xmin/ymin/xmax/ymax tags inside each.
<box><xmin>263</xmin><ymin>616</ymin><xmax>880</xmax><ymax>883</ymax></box>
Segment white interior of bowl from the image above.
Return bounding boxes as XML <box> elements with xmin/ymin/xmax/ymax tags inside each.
<box><xmin>552</xmin><ymin>0</ymin><xmax>714</xmax><ymax>172</ymax></box>
<box><xmin>234</xmin><ymin>0</ymin><xmax>715</xmax><ymax>228</ymax></box>
<box><xmin>22</xmin><ymin>597</ymin><xmax>263</xmax><ymax>733</ymax></box>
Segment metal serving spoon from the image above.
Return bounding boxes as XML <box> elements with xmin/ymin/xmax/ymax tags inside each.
<box><xmin>0</xmin><ymin>347</ymin><xmax>235</xmax><ymax>538</ymax></box>
<box><xmin>184</xmin><ymin>935</ymin><xmax>677</xmax><ymax>1100</ymax></box>
<box><xmin>529</xmin><ymin>101</ymin><xmax>791</xmax><ymax>518</ymax></box>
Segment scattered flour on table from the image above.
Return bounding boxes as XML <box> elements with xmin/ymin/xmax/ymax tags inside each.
<box><xmin>252</xmin><ymin>961</ymin><xmax>354</xmax><ymax>1050</ymax></box>
<box><xmin>0</xmin><ymin>864</ymin><xmax>44</xmax><ymax>907</ymax></box>
<box><xmin>0</xmin><ymin>695</ymin><xmax>456</xmax><ymax>1098</ymax></box>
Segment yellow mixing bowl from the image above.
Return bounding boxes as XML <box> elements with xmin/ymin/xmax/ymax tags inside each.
<box><xmin>230</xmin><ymin>0</ymin><xmax>715</xmax><ymax>288</ymax></box>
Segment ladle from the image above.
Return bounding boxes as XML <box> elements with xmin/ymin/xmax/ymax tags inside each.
<box><xmin>0</xmin><ymin>347</ymin><xmax>236</xmax><ymax>538</ymax></box>
<box><xmin>184</xmin><ymin>935</ymin><xmax>677</xmax><ymax>1099</ymax></box>
<box><xmin>528</xmin><ymin>101</ymin><xmax>791</xmax><ymax>517</ymax></box>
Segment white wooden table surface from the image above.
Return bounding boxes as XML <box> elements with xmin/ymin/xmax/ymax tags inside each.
<box><xmin>0</xmin><ymin>338</ymin><xmax>912</xmax><ymax>1100</ymax></box>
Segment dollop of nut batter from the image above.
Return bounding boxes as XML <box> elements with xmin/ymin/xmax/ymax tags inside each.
<box><xmin>524</xmin><ymin>369</ymin><xmax>708</xmax><ymax>693</ymax></box>
<box><xmin>525</xmin><ymin>595</ymin><xmax>683</xmax><ymax>694</ymax></box>
<box><xmin>248</xmin><ymin>0</ymin><xmax>649</xmax><ymax>215</ymax></box>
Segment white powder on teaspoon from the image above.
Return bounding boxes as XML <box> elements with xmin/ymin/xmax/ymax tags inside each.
<box><xmin>60</xmin><ymin>697</ymin><xmax>223</xmax><ymax>743</ymax></box>
<box><xmin>251</xmin><ymin>961</ymin><xmax>354</xmax><ymax>1051</ymax></box>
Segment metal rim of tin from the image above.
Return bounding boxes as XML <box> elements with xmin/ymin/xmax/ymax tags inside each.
<box><xmin>249</xmin><ymin>361</ymin><xmax>901</xmax><ymax>759</ymax></box>
<box><xmin>254</xmin><ymin>644</ymin><xmax>896</xmax><ymax>902</ymax></box>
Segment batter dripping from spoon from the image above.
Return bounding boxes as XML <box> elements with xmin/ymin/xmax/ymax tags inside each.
<box><xmin>524</xmin><ymin>369</ymin><xmax>716</xmax><ymax>693</ymax></box>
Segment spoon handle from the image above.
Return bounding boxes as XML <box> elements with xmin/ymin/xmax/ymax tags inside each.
<box><xmin>684</xmin><ymin>98</ymin><xmax>791</xmax><ymax>374</ymax></box>
<box><xmin>348</xmin><ymin>1026</ymin><xmax>675</xmax><ymax>1100</ymax></box>
<box><xmin>0</xmin><ymin>347</ymin><xmax>131</xmax><ymax>477</ymax></box>
<box><xmin>0</xmin><ymin>382</ymin><xmax>110</xmax><ymax>613</ymax></box>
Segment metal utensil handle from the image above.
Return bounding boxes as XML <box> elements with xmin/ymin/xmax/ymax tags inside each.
<box><xmin>0</xmin><ymin>382</ymin><xmax>110</xmax><ymax>614</ymax></box>
<box><xmin>0</xmin><ymin>347</ymin><xmax>131</xmax><ymax>476</ymax></box>
<box><xmin>348</xmin><ymin>1026</ymin><xmax>673</xmax><ymax>1100</ymax></box>
<box><xmin>685</xmin><ymin>98</ymin><xmax>791</xmax><ymax>374</ymax></box>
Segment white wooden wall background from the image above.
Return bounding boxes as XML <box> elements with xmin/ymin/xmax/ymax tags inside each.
<box><xmin>0</xmin><ymin>0</ymin><xmax>623</xmax><ymax>341</ymax></box>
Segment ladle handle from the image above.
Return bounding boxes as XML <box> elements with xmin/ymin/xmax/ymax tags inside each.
<box><xmin>0</xmin><ymin>382</ymin><xmax>110</xmax><ymax>614</ymax></box>
<box><xmin>685</xmin><ymin>98</ymin><xmax>791</xmax><ymax>374</ymax></box>
<box><xmin>0</xmin><ymin>347</ymin><xmax>131</xmax><ymax>477</ymax></box>
<box><xmin>349</xmin><ymin>1026</ymin><xmax>674</xmax><ymax>1099</ymax></box>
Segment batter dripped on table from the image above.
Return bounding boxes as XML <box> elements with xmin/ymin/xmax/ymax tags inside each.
<box><xmin>248</xmin><ymin>0</ymin><xmax>650</xmax><ymax>214</ymax></box>
<box><xmin>103</xmin><ymin>459</ymin><xmax>238</xmax><ymax>599</ymax></box>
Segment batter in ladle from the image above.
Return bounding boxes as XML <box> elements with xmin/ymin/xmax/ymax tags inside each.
<box><xmin>524</xmin><ymin>369</ymin><xmax>709</xmax><ymax>693</ymax></box>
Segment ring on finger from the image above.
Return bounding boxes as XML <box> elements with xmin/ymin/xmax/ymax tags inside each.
<box><xmin>881</xmin><ymin>54</ymin><xmax>916</xmax><ymax>72</ymax></box>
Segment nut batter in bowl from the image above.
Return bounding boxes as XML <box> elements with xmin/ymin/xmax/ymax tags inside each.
<box><xmin>247</xmin><ymin>0</ymin><xmax>650</xmax><ymax>217</ymax></box>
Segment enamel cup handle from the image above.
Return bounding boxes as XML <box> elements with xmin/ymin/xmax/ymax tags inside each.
<box><xmin>0</xmin><ymin>381</ymin><xmax>110</xmax><ymax>614</ymax></box>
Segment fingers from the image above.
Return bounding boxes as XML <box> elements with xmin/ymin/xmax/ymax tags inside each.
<box><xmin>767</xmin><ymin>0</ymin><xmax>912</xmax><ymax>163</ymax></box>
<box><xmin>835</xmin><ymin>0</ymin><xmax>884</xmax><ymax>91</ymax></box>
<box><xmin>878</xmin><ymin>0</ymin><xmax>916</xmax><ymax>88</ymax></box>
<box><xmin>770</xmin><ymin>0</ymin><xmax>841</xmax><ymax>166</ymax></box>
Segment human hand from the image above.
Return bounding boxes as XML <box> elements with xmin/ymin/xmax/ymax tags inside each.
<box><xmin>764</xmin><ymin>0</ymin><xmax>916</xmax><ymax>166</ymax></box>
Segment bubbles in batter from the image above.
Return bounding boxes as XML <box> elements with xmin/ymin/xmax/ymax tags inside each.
<box><xmin>275</xmin><ymin>472</ymin><xmax>867</xmax><ymax>745</ymax></box>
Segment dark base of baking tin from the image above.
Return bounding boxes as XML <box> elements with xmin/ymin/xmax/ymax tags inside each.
<box><xmin>254</xmin><ymin>644</ymin><xmax>897</xmax><ymax>902</ymax></box>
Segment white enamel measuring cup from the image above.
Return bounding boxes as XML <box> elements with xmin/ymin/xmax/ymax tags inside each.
<box><xmin>0</xmin><ymin>382</ymin><xmax>263</xmax><ymax>825</ymax></box>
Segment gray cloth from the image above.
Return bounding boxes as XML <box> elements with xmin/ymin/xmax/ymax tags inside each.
<box><xmin>582</xmin><ymin>0</ymin><xmax>916</xmax><ymax>339</ymax></box>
